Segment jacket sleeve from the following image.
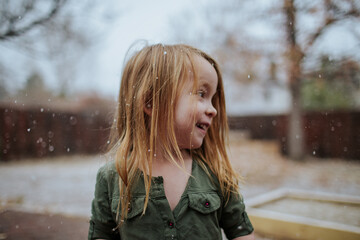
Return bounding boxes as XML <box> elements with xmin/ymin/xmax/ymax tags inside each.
<box><xmin>220</xmin><ymin>192</ymin><xmax>254</xmax><ymax>239</ymax></box>
<box><xmin>88</xmin><ymin>165</ymin><xmax>120</xmax><ymax>240</ymax></box>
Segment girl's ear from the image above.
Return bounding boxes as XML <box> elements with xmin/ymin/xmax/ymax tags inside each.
<box><xmin>144</xmin><ymin>102</ymin><xmax>152</xmax><ymax>116</ymax></box>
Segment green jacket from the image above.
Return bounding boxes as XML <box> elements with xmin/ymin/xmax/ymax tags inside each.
<box><xmin>88</xmin><ymin>159</ymin><xmax>253</xmax><ymax>240</ymax></box>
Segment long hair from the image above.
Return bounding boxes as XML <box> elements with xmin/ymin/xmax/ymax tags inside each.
<box><xmin>107</xmin><ymin>43</ymin><xmax>241</xmax><ymax>224</ymax></box>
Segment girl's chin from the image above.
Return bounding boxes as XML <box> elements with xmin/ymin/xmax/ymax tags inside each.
<box><xmin>189</xmin><ymin>140</ymin><xmax>204</xmax><ymax>150</ymax></box>
<box><xmin>178</xmin><ymin>143</ymin><xmax>202</xmax><ymax>150</ymax></box>
<box><xmin>177</xmin><ymin>137</ymin><xmax>204</xmax><ymax>150</ymax></box>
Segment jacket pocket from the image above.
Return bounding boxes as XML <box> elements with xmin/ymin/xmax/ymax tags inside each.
<box><xmin>127</xmin><ymin>197</ymin><xmax>145</xmax><ymax>219</ymax></box>
<box><xmin>111</xmin><ymin>196</ymin><xmax>145</xmax><ymax>220</ymax></box>
<box><xmin>188</xmin><ymin>192</ymin><xmax>221</xmax><ymax>214</ymax></box>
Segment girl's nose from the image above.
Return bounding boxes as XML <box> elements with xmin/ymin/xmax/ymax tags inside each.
<box><xmin>206</xmin><ymin>104</ymin><xmax>217</xmax><ymax>118</ymax></box>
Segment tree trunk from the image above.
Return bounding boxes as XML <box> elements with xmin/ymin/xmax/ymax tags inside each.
<box><xmin>288</xmin><ymin>80</ymin><xmax>305</xmax><ymax>160</ymax></box>
<box><xmin>284</xmin><ymin>0</ymin><xmax>305</xmax><ymax>160</ymax></box>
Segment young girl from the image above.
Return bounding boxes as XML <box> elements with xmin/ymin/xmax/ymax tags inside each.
<box><xmin>88</xmin><ymin>44</ymin><xmax>254</xmax><ymax>240</ymax></box>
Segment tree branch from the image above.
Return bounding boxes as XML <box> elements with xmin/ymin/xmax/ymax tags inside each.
<box><xmin>304</xmin><ymin>17</ymin><xmax>336</xmax><ymax>52</ymax></box>
<box><xmin>0</xmin><ymin>0</ymin><xmax>66</xmax><ymax>41</ymax></box>
<box><xmin>304</xmin><ymin>0</ymin><xmax>360</xmax><ymax>53</ymax></box>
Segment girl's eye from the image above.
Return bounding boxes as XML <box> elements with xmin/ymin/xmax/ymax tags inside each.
<box><xmin>197</xmin><ymin>90</ymin><xmax>205</xmax><ymax>98</ymax></box>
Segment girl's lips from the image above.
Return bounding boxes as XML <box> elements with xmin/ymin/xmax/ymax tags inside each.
<box><xmin>196</xmin><ymin>126</ymin><xmax>206</xmax><ymax>135</ymax></box>
<box><xmin>195</xmin><ymin>122</ymin><xmax>210</xmax><ymax>134</ymax></box>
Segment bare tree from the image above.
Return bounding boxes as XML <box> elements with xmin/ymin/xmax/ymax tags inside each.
<box><xmin>0</xmin><ymin>0</ymin><xmax>68</xmax><ymax>97</ymax></box>
<box><xmin>283</xmin><ymin>0</ymin><xmax>360</xmax><ymax>160</ymax></box>
<box><xmin>0</xmin><ymin>0</ymin><xmax>67</xmax><ymax>40</ymax></box>
<box><xmin>0</xmin><ymin>0</ymin><xmax>118</xmax><ymax>97</ymax></box>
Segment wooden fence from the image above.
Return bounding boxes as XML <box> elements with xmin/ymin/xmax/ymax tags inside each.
<box><xmin>0</xmin><ymin>106</ymin><xmax>112</xmax><ymax>161</ymax></box>
<box><xmin>228</xmin><ymin>111</ymin><xmax>360</xmax><ymax>160</ymax></box>
<box><xmin>1</xmin><ymin>105</ymin><xmax>359</xmax><ymax>161</ymax></box>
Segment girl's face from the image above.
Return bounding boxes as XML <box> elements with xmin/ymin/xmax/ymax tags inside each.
<box><xmin>174</xmin><ymin>56</ymin><xmax>218</xmax><ymax>149</ymax></box>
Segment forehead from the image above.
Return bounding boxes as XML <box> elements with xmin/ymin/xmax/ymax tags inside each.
<box><xmin>193</xmin><ymin>56</ymin><xmax>218</xmax><ymax>88</ymax></box>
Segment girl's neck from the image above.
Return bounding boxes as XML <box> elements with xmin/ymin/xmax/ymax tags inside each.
<box><xmin>150</xmin><ymin>148</ymin><xmax>192</xmax><ymax>177</ymax></box>
<box><xmin>152</xmin><ymin>148</ymin><xmax>191</xmax><ymax>164</ymax></box>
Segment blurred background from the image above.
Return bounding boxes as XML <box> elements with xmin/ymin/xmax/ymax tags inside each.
<box><xmin>0</xmin><ymin>0</ymin><xmax>359</xmax><ymax>239</ymax></box>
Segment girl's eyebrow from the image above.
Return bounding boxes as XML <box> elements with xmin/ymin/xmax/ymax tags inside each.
<box><xmin>198</xmin><ymin>81</ymin><xmax>217</xmax><ymax>95</ymax></box>
<box><xmin>197</xmin><ymin>81</ymin><xmax>209</xmax><ymax>90</ymax></box>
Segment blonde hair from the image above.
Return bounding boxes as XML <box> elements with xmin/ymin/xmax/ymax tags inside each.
<box><xmin>108</xmin><ymin>43</ymin><xmax>241</xmax><ymax>224</ymax></box>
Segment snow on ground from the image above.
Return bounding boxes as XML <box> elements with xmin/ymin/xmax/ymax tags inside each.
<box><xmin>0</xmin><ymin>155</ymin><xmax>104</xmax><ymax>217</ymax></box>
<box><xmin>228</xmin><ymin>131</ymin><xmax>360</xmax><ymax>198</ymax></box>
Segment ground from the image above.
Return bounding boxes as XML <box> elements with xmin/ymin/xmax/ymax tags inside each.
<box><xmin>0</xmin><ymin>131</ymin><xmax>359</xmax><ymax>239</ymax></box>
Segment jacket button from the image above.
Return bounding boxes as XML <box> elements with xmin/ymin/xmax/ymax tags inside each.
<box><xmin>168</xmin><ymin>221</ymin><xmax>174</xmax><ymax>228</ymax></box>
<box><xmin>204</xmin><ymin>201</ymin><xmax>210</xmax><ymax>208</ymax></box>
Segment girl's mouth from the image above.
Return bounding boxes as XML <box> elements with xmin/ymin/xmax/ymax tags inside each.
<box><xmin>196</xmin><ymin>122</ymin><xmax>209</xmax><ymax>132</ymax></box>
<box><xmin>196</xmin><ymin>123</ymin><xmax>206</xmax><ymax>130</ymax></box>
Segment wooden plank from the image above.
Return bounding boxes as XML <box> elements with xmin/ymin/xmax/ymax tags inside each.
<box><xmin>247</xmin><ymin>188</ymin><xmax>360</xmax><ymax>240</ymax></box>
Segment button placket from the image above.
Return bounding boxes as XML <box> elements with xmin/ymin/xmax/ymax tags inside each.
<box><xmin>168</xmin><ymin>220</ymin><xmax>174</xmax><ymax>228</ymax></box>
<box><xmin>164</xmin><ymin>218</ymin><xmax>177</xmax><ymax>239</ymax></box>
<box><xmin>152</xmin><ymin>175</ymin><xmax>177</xmax><ymax>240</ymax></box>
